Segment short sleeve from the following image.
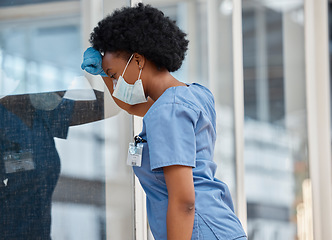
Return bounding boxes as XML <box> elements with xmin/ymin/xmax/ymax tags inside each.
<box><xmin>144</xmin><ymin>103</ymin><xmax>198</xmax><ymax>171</ymax></box>
<box><xmin>40</xmin><ymin>99</ymin><xmax>75</xmax><ymax>139</ymax></box>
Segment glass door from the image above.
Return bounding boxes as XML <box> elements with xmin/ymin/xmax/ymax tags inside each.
<box><xmin>0</xmin><ymin>1</ymin><xmax>134</xmax><ymax>239</ymax></box>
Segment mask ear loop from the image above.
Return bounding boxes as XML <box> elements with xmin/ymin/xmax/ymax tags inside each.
<box><xmin>121</xmin><ymin>54</ymin><xmax>134</xmax><ymax>76</ymax></box>
<box><xmin>138</xmin><ymin>67</ymin><xmax>143</xmax><ymax>80</ymax></box>
<box><xmin>113</xmin><ymin>54</ymin><xmax>133</xmax><ymax>90</ymax></box>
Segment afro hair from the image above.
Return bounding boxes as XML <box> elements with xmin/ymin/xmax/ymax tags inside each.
<box><xmin>89</xmin><ymin>3</ymin><xmax>189</xmax><ymax>72</ymax></box>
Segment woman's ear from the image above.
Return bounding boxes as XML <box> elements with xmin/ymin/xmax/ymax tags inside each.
<box><xmin>134</xmin><ymin>53</ymin><xmax>145</xmax><ymax>69</ymax></box>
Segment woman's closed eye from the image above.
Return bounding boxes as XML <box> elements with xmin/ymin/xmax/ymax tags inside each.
<box><xmin>105</xmin><ymin>69</ymin><xmax>117</xmax><ymax>79</ymax></box>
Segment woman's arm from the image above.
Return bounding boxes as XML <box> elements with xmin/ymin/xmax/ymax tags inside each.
<box><xmin>102</xmin><ymin>76</ymin><xmax>154</xmax><ymax>117</ymax></box>
<box><xmin>69</xmin><ymin>90</ymin><xmax>104</xmax><ymax>126</ymax></box>
<box><xmin>163</xmin><ymin>165</ymin><xmax>195</xmax><ymax>240</ymax></box>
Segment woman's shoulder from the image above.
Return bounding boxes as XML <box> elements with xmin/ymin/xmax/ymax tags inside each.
<box><xmin>176</xmin><ymin>83</ymin><xmax>215</xmax><ymax>108</ymax></box>
<box><xmin>143</xmin><ymin>82</ymin><xmax>215</xmax><ymax>122</ymax></box>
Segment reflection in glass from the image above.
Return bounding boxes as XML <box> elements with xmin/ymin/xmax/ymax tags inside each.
<box><xmin>242</xmin><ymin>1</ymin><xmax>312</xmax><ymax>239</ymax></box>
<box><xmin>0</xmin><ymin>1</ymin><xmax>134</xmax><ymax>239</ymax></box>
<box><xmin>0</xmin><ymin>91</ymin><xmax>104</xmax><ymax>239</ymax></box>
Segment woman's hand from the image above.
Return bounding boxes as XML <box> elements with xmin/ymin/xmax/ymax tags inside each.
<box><xmin>81</xmin><ymin>47</ymin><xmax>108</xmax><ymax>77</ymax></box>
<box><xmin>164</xmin><ymin>165</ymin><xmax>195</xmax><ymax>240</ymax></box>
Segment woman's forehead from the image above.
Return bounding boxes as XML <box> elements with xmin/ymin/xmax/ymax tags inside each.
<box><xmin>104</xmin><ymin>52</ymin><xmax>121</xmax><ymax>62</ymax></box>
<box><xmin>103</xmin><ymin>52</ymin><xmax>127</xmax><ymax>66</ymax></box>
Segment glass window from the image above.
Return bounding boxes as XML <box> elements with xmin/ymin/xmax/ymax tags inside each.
<box><xmin>242</xmin><ymin>0</ymin><xmax>312</xmax><ymax>239</ymax></box>
<box><xmin>0</xmin><ymin>1</ymin><xmax>134</xmax><ymax>239</ymax></box>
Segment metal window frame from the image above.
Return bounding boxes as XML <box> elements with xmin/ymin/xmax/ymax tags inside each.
<box><xmin>0</xmin><ymin>1</ymin><xmax>80</xmax><ymax>21</ymax></box>
<box><xmin>304</xmin><ymin>0</ymin><xmax>332</xmax><ymax>239</ymax></box>
<box><xmin>130</xmin><ymin>1</ymin><xmax>147</xmax><ymax>239</ymax></box>
<box><xmin>232</xmin><ymin>0</ymin><xmax>247</xmax><ymax>233</ymax></box>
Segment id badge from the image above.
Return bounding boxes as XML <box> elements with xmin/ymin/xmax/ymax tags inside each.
<box><xmin>3</xmin><ymin>150</ymin><xmax>35</xmax><ymax>174</ymax></box>
<box><xmin>127</xmin><ymin>142</ymin><xmax>143</xmax><ymax>167</ymax></box>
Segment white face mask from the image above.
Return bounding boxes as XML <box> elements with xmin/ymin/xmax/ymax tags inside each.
<box><xmin>112</xmin><ymin>54</ymin><xmax>147</xmax><ymax>105</ymax></box>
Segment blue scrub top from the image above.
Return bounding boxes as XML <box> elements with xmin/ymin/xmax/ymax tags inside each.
<box><xmin>133</xmin><ymin>83</ymin><xmax>247</xmax><ymax>240</ymax></box>
<box><xmin>0</xmin><ymin>99</ymin><xmax>74</xmax><ymax>239</ymax></box>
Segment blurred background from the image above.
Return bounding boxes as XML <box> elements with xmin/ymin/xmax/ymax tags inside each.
<box><xmin>0</xmin><ymin>0</ymin><xmax>331</xmax><ymax>239</ymax></box>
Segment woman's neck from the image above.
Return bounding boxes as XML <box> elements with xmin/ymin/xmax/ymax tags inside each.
<box><xmin>145</xmin><ymin>67</ymin><xmax>186</xmax><ymax>102</ymax></box>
